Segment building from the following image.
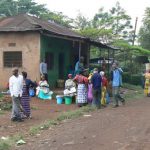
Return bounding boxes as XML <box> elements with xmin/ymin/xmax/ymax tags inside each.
<box><xmin>0</xmin><ymin>14</ymin><xmax>112</xmax><ymax>88</ymax></box>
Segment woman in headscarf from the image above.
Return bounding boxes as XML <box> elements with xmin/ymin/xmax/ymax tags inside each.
<box><xmin>73</xmin><ymin>70</ymin><xmax>88</xmax><ymax>107</ymax></box>
<box><xmin>64</xmin><ymin>74</ymin><xmax>76</xmax><ymax>96</ymax></box>
<box><xmin>36</xmin><ymin>75</ymin><xmax>53</xmax><ymax>100</ymax></box>
<box><xmin>21</xmin><ymin>71</ymin><xmax>35</xmax><ymax>118</ymax></box>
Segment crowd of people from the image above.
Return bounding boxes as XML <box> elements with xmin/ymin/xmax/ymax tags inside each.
<box><xmin>8</xmin><ymin>57</ymin><xmax>150</xmax><ymax>122</ymax></box>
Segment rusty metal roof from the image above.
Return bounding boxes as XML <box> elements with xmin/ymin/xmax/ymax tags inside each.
<box><xmin>0</xmin><ymin>14</ymin><xmax>117</xmax><ymax>49</ymax></box>
<box><xmin>0</xmin><ymin>14</ymin><xmax>85</xmax><ymax>39</ymax></box>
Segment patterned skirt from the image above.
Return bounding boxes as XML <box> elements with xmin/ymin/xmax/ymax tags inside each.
<box><xmin>21</xmin><ymin>85</ymin><xmax>31</xmax><ymax>117</ymax></box>
<box><xmin>144</xmin><ymin>79</ymin><xmax>150</xmax><ymax>96</ymax></box>
<box><xmin>77</xmin><ymin>84</ymin><xmax>87</xmax><ymax>104</ymax></box>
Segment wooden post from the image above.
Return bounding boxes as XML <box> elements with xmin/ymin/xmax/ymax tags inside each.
<box><xmin>108</xmin><ymin>49</ymin><xmax>110</xmax><ymax>76</ymax></box>
<box><xmin>79</xmin><ymin>41</ymin><xmax>81</xmax><ymax>61</ymax></box>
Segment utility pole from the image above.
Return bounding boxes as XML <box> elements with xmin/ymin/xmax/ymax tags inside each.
<box><xmin>132</xmin><ymin>17</ymin><xmax>138</xmax><ymax>46</ymax></box>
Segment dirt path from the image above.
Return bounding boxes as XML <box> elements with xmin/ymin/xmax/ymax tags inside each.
<box><xmin>0</xmin><ymin>98</ymin><xmax>77</xmax><ymax>137</ymax></box>
<box><xmin>11</xmin><ymin>97</ymin><xmax>150</xmax><ymax>150</ymax></box>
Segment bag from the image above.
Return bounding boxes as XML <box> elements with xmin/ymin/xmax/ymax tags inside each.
<box><xmin>29</xmin><ymin>88</ymin><xmax>35</xmax><ymax>97</ymax></box>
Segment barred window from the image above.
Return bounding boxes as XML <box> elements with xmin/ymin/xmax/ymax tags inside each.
<box><xmin>3</xmin><ymin>51</ymin><xmax>22</xmax><ymax>68</ymax></box>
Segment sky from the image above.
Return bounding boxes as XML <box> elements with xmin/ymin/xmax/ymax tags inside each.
<box><xmin>34</xmin><ymin>0</ymin><xmax>150</xmax><ymax>31</ymax></box>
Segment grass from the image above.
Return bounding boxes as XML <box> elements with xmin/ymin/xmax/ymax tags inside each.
<box><xmin>122</xmin><ymin>83</ymin><xmax>144</xmax><ymax>100</ymax></box>
<box><xmin>0</xmin><ymin>110</ymin><xmax>5</xmax><ymax>115</ymax></box>
<box><xmin>31</xmin><ymin>106</ymin><xmax>38</xmax><ymax>110</ymax></box>
<box><xmin>0</xmin><ymin>134</ymin><xmax>25</xmax><ymax>150</ymax></box>
<box><xmin>29</xmin><ymin>105</ymin><xmax>96</xmax><ymax>136</ymax></box>
<box><xmin>0</xmin><ymin>103</ymin><xmax>12</xmax><ymax>110</ymax></box>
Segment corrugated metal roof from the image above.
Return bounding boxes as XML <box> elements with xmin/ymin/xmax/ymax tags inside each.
<box><xmin>0</xmin><ymin>14</ymin><xmax>85</xmax><ymax>39</ymax></box>
<box><xmin>0</xmin><ymin>14</ymin><xmax>117</xmax><ymax>50</ymax></box>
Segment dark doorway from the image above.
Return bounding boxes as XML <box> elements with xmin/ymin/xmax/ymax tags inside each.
<box><xmin>58</xmin><ymin>53</ymin><xmax>65</xmax><ymax>79</ymax></box>
<box><xmin>45</xmin><ymin>52</ymin><xmax>54</xmax><ymax>70</ymax></box>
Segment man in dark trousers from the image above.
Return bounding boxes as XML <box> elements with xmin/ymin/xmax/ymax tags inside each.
<box><xmin>91</xmin><ymin>68</ymin><xmax>102</xmax><ymax>109</ymax></box>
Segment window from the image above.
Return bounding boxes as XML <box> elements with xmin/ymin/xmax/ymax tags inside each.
<box><xmin>3</xmin><ymin>51</ymin><xmax>22</xmax><ymax>68</ymax></box>
<box><xmin>8</xmin><ymin>43</ymin><xmax>16</xmax><ymax>47</ymax></box>
<box><xmin>45</xmin><ymin>52</ymin><xmax>54</xmax><ymax>70</ymax></box>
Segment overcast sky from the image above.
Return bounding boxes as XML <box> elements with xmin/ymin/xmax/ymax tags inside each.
<box><xmin>35</xmin><ymin>0</ymin><xmax>150</xmax><ymax>31</ymax></box>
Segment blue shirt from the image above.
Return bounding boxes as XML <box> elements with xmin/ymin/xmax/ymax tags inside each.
<box><xmin>112</xmin><ymin>69</ymin><xmax>121</xmax><ymax>87</ymax></box>
<box><xmin>91</xmin><ymin>73</ymin><xmax>102</xmax><ymax>90</ymax></box>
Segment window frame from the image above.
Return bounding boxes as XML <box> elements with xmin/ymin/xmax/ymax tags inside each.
<box><xmin>3</xmin><ymin>51</ymin><xmax>22</xmax><ymax>68</ymax></box>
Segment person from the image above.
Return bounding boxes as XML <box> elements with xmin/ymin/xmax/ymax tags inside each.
<box><xmin>100</xmin><ymin>71</ymin><xmax>108</xmax><ymax>107</ymax></box>
<box><xmin>9</xmin><ymin>68</ymin><xmax>24</xmax><ymax>122</ymax></box>
<box><xmin>110</xmin><ymin>62</ymin><xmax>125</xmax><ymax>108</ymax></box>
<box><xmin>87</xmin><ymin>80</ymin><xmax>93</xmax><ymax>104</ymax></box>
<box><xmin>40</xmin><ymin>59</ymin><xmax>48</xmax><ymax>81</ymax></box>
<box><xmin>21</xmin><ymin>71</ymin><xmax>35</xmax><ymax>119</ymax></box>
<box><xmin>144</xmin><ymin>69</ymin><xmax>150</xmax><ymax>97</ymax></box>
<box><xmin>64</xmin><ymin>74</ymin><xmax>76</xmax><ymax>96</ymax></box>
<box><xmin>74</xmin><ymin>56</ymin><xmax>84</xmax><ymax>76</ymax></box>
<box><xmin>91</xmin><ymin>68</ymin><xmax>102</xmax><ymax>109</ymax></box>
<box><xmin>87</xmin><ymin>70</ymin><xmax>93</xmax><ymax>104</ymax></box>
<box><xmin>36</xmin><ymin>75</ymin><xmax>53</xmax><ymax>100</ymax></box>
<box><xmin>73</xmin><ymin>70</ymin><xmax>88</xmax><ymax>107</ymax></box>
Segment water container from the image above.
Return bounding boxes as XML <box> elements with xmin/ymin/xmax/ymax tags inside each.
<box><xmin>64</xmin><ymin>96</ymin><xmax>72</xmax><ymax>105</ymax></box>
<box><xmin>56</xmin><ymin>95</ymin><xmax>63</xmax><ymax>104</ymax></box>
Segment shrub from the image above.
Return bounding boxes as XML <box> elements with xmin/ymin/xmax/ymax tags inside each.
<box><xmin>122</xmin><ymin>72</ymin><xmax>141</xmax><ymax>85</ymax></box>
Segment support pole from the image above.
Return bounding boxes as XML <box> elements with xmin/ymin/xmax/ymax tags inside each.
<box><xmin>108</xmin><ymin>49</ymin><xmax>110</xmax><ymax>76</ymax></box>
<box><xmin>132</xmin><ymin>17</ymin><xmax>138</xmax><ymax>46</ymax></box>
<box><xmin>79</xmin><ymin>41</ymin><xmax>81</xmax><ymax>61</ymax></box>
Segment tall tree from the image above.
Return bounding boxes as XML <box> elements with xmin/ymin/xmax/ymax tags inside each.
<box><xmin>0</xmin><ymin>0</ymin><xmax>48</xmax><ymax>17</ymax></box>
<box><xmin>139</xmin><ymin>7</ymin><xmax>150</xmax><ymax>50</ymax></box>
<box><xmin>0</xmin><ymin>0</ymin><xmax>73</xmax><ymax>27</ymax></box>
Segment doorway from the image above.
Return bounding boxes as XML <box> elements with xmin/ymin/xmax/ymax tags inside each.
<box><xmin>58</xmin><ymin>53</ymin><xmax>65</xmax><ymax>79</ymax></box>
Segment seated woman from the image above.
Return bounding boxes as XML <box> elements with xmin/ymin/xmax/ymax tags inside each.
<box><xmin>64</xmin><ymin>74</ymin><xmax>76</xmax><ymax>96</ymax></box>
<box><xmin>36</xmin><ymin>75</ymin><xmax>53</xmax><ymax>100</ymax></box>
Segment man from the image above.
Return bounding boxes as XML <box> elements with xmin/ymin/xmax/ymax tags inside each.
<box><xmin>91</xmin><ymin>68</ymin><xmax>102</xmax><ymax>109</ymax></box>
<box><xmin>111</xmin><ymin>62</ymin><xmax>125</xmax><ymax>108</ymax></box>
<box><xmin>40</xmin><ymin>59</ymin><xmax>48</xmax><ymax>81</ymax></box>
<box><xmin>74</xmin><ymin>56</ymin><xmax>84</xmax><ymax>76</ymax></box>
<box><xmin>9</xmin><ymin>68</ymin><xmax>23</xmax><ymax>122</ymax></box>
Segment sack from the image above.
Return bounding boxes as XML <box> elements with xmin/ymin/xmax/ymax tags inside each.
<box><xmin>29</xmin><ymin>88</ymin><xmax>35</xmax><ymax>97</ymax></box>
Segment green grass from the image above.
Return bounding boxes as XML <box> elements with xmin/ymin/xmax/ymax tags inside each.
<box><xmin>0</xmin><ymin>110</ymin><xmax>5</xmax><ymax>115</ymax></box>
<box><xmin>0</xmin><ymin>140</ymin><xmax>10</xmax><ymax>150</ymax></box>
<box><xmin>31</xmin><ymin>106</ymin><xmax>38</xmax><ymax>110</ymax></box>
<box><xmin>122</xmin><ymin>83</ymin><xmax>144</xmax><ymax>100</ymax></box>
<box><xmin>29</xmin><ymin>105</ymin><xmax>96</xmax><ymax>136</ymax></box>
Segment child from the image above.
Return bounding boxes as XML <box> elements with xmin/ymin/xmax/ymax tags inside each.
<box><xmin>100</xmin><ymin>71</ymin><xmax>108</xmax><ymax>106</ymax></box>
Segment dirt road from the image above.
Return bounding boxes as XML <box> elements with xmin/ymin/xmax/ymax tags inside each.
<box><xmin>14</xmin><ymin>97</ymin><xmax>150</xmax><ymax>150</ymax></box>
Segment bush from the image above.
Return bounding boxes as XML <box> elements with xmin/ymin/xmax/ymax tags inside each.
<box><xmin>122</xmin><ymin>72</ymin><xmax>142</xmax><ymax>86</ymax></box>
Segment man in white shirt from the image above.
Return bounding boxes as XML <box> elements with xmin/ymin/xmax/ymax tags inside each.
<box><xmin>40</xmin><ymin>59</ymin><xmax>48</xmax><ymax>81</ymax></box>
<box><xmin>9</xmin><ymin>68</ymin><xmax>23</xmax><ymax>122</ymax></box>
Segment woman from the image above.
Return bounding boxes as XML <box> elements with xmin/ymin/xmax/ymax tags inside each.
<box><xmin>144</xmin><ymin>70</ymin><xmax>150</xmax><ymax>97</ymax></box>
<box><xmin>73</xmin><ymin>70</ymin><xmax>88</xmax><ymax>107</ymax></box>
<box><xmin>64</xmin><ymin>74</ymin><xmax>76</xmax><ymax>96</ymax></box>
<box><xmin>21</xmin><ymin>71</ymin><xmax>35</xmax><ymax>118</ymax></box>
<box><xmin>100</xmin><ymin>71</ymin><xmax>108</xmax><ymax>106</ymax></box>
<box><xmin>36</xmin><ymin>75</ymin><xmax>53</xmax><ymax>100</ymax></box>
